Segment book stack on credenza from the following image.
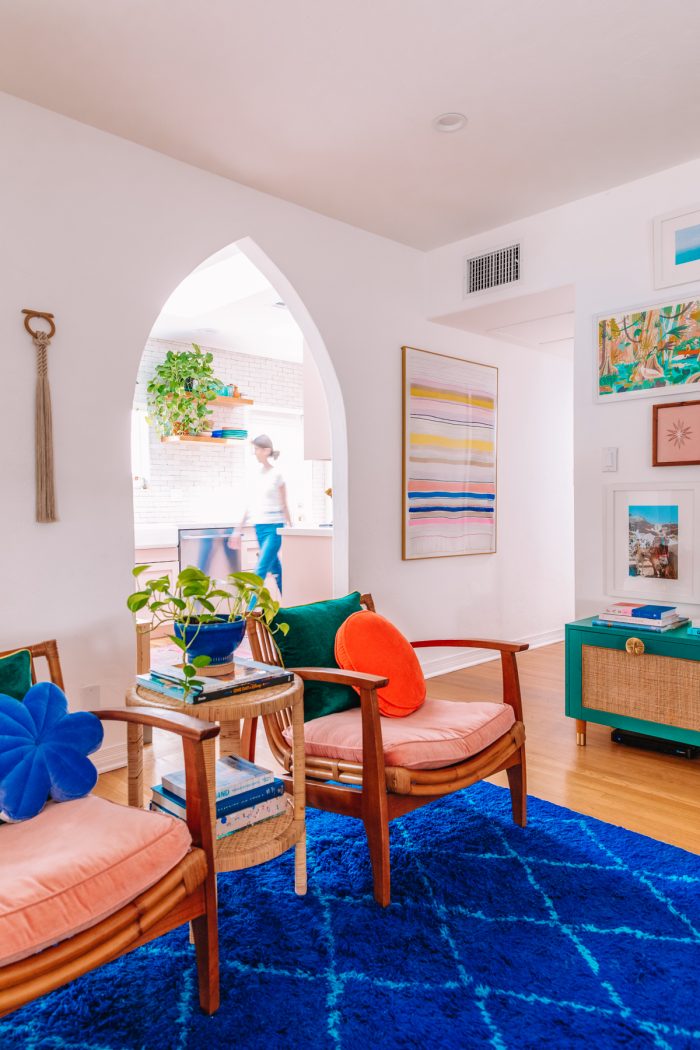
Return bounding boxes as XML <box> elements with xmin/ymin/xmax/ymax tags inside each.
<box><xmin>592</xmin><ymin>602</ymin><xmax>689</xmax><ymax>633</ymax></box>
<box><xmin>150</xmin><ymin>755</ymin><xmax>287</xmax><ymax>839</ymax></box>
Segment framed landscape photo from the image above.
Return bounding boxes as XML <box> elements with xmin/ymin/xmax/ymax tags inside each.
<box><xmin>605</xmin><ymin>483</ymin><xmax>700</xmax><ymax>603</ymax></box>
<box><xmin>653</xmin><ymin>400</ymin><xmax>700</xmax><ymax>466</ymax></box>
<box><xmin>654</xmin><ymin>204</ymin><xmax>700</xmax><ymax>289</ymax></box>
<box><xmin>596</xmin><ymin>296</ymin><xmax>700</xmax><ymax>402</ymax></box>
<box><xmin>402</xmin><ymin>346</ymin><xmax>497</xmax><ymax>560</ymax></box>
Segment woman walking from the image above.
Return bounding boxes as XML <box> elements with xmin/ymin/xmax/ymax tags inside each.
<box><xmin>238</xmin><ymin>434</ymin><xmax>291</xmax><ymax>597</ymax></box>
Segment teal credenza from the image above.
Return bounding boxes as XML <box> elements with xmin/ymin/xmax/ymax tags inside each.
<box><xmin>565</xmin><ymin>617</ymin><xmax>700</xmax><ymax>747</ymax></box>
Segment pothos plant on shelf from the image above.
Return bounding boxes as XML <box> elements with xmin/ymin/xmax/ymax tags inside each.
<box><xmin>127</xmin><ymin>566</ymin><xmax>288</xmax><ymax>698</ymax></box>
<box><xmin>146</xmin><ymin>344</ymin><xmax>221</xmax><ymax>437</ymax></box>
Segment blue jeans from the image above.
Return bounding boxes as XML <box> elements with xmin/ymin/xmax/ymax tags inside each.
<box><xmin>254</xmin><ymin>523</ymin><xmax>283</xmax><ymax>595</ymax></box>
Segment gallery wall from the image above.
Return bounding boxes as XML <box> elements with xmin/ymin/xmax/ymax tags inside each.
<box><xmin>1</xmin><ymin>92</ymin><xmax>572</xmax><ymax>767</ymax></box>
<box><xmin>424</xmin><ymin>155</ymin><xmax>700</xmax><ymax>620</ymax></box>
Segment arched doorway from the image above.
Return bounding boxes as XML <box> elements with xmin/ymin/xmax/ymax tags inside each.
<box><xmin>131</xmin><ymin>238</ymin><xmax>348</xmax><ymax>605</ymax></box>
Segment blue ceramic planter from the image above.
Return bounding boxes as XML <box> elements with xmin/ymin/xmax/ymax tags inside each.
<box><xmin>174</xmin><ymin>616</ymin><xmax>246</xmax><ymax>665</ymax></box>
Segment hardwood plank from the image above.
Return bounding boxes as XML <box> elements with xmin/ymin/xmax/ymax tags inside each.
<box><xmin>96</xmin><ymin>643</ymin><xmax>700</xmax><ymax>854</ymax></box>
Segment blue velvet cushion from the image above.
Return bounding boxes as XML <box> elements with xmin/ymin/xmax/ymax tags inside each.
<box><xmin>0</xmin><ymin>682</ymin><xmax>104</xmax><ymax>821</ymax></box>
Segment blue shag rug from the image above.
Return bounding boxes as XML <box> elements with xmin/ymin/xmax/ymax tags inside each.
<box><xmin>3</xmin><ymin>783</ymin><xmax>700</xmax><ymax>1050</ymax></box>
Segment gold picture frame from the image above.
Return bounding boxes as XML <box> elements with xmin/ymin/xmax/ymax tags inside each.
<box><xmin>402</xmin><ymin>346</ymin><xmax>497</xmax><ymax>560</ymax></box>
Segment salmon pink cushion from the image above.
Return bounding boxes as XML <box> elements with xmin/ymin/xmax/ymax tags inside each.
<box><xmin>335</xmin><ymin>611</ymin><xmax>426</xmax><ymax>717</ymax></box>
<box><xmin>0</xmin><ymin>795</ymin><xmax>192</xmax><ymax>966</ymax></box>
<box><xmin>282</xmin><ymin>698</ymin><xmax>516</xmax><ymax>770</ymax></box>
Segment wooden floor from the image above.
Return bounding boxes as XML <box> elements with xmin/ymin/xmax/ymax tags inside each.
<box><xmin>96</xmin><ymin>642</ymin><xmax>700</xmax><ymax>854</ymax></box>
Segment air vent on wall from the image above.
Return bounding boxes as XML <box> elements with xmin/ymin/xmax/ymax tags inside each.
<box><xmin>465</xmin><ymin>243</ymin><xmax>520</xmax><ymax>296</ymax></box>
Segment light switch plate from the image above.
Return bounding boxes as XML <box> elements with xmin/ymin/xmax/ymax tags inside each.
<box><xmin>602</xmin><ymin>447</ymin><xmax>618</xmax><ymax>472</ymax></box>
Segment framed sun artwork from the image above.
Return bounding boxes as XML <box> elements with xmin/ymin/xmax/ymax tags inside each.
<box><xmin>653</xmin><ymin>400</ymin><xmax>700</xmax><ymax>466</ymax></box>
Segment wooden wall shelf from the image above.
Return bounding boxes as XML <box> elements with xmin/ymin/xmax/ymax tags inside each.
<box><xmin>211</xmin><ymin>394</ymin><xmax>254</xmax><ymax>407</ymax></box>
<box><xmin>160</xmin><ymin>435</ymin><xmax>245</xmax><ymax>445</ymax></box>
<box><xmin>164</xmin><ymin>393</ymin><xmax>254</xmax><ymax>408</ymax></box>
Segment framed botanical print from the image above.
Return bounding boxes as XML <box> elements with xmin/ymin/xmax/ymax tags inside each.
<box><xmin>402</xmin><ymin>346</ymin><xmax>497</xmax><ymax>560</ymax></box>
<box><xmin>653</xmin><ymin>400</ymin><xmax>700</xmax><ymax>466</ymax></box>
<box><xmin>654</xmin><ymin>204</ymin><xmax>700</xmax><ymax>289</ymax></box>
<box><xmin>605</xmin><ymin>483</ymin><xmax>700</xmax><ymax>603</ymax></box>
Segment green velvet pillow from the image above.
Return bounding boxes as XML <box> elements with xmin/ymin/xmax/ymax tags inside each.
<box><xmin>0</xmin><ymin>648</ymin><xmax>32</xmax><ymax>701</ymax></box>
<box><xmin>272</xmin><ymin>592</ymin><xmax>363</xmax><ymax>721</ymax></box>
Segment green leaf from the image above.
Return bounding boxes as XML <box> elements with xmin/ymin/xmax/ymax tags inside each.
<box><xmin>132</xmin><ymin>564</ymin><xmax>150</xmax><ymax>577</ymax></box>
<box><xmin>170</xmin><ymin>634</ymin><xmax>187</xmax><ymax>651</ymax></box>
<box><xmin>191</xmin><ymin>654</ymin><xmax>212</xmax><ymax>668</ymax></box>
<box><xmin>182</xmin><ymin>664</ymin><xmax>196</xmax><ymax>678</ymax></box>
<box><xmin>126</xmin><ymin>592</ymin><xmax>151</xmax><ymax>612</ymax></box>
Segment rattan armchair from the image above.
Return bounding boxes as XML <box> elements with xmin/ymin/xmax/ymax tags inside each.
<box><xmin>247</xmin><ymin>595</ymin><xmax>527</xmax><ymax>907</ymax></box>
<box><xmin>0</xmin><ymin>640</ymin><xmax>220</xmax><ymax>1017</ymax></box>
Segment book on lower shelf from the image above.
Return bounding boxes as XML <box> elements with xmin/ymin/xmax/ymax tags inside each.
<box><xmin>151</xmin><ymin>793</ymin><xmax>287</xmax><ymax>839</ymax></box>
<box><xmin>137</xmin><ymin>657</ymin><xmax>293</xmax><ymax>704</ymax></box>
<box><xmin>163</xmin><ymin>754</ymin><xmax>274</xmax><ymax>802</ymax></box>
<box><xmin>152</xmin><ymin>755</ymin><xmax>287</xmax><ymax>840</ymax></box>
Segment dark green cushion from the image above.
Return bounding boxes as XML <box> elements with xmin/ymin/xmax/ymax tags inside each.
<box><xmin>0</xmin><ymin>648</ymin><xmax>32</xmax><ymax>701</ymax></box>
<box><xmin>272</xmin><ymin>592</ymin><xmax>363</xmax><ymax>721</ymax></box>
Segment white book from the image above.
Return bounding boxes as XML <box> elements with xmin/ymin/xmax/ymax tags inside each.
<box><xmin>151</xmin><ymin>794</ymin><xmax>287</xmax><ymax>839</ymax></box>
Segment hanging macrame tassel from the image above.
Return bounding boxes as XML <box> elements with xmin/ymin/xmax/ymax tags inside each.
<box><xmin>23</xmin><ymin>310</ymin><xmax>58</xmax><ymax>523</ymax></box>
<box><xmin>33</xmin><ymin>331</ymin><xmax>57</xmax><ymax>522</ymax></box>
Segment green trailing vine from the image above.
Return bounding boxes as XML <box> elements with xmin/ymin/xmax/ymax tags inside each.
<box><xmin>146</xmin><ymin>344</ymin><xmax>220</xmax><ymax>437</ymax></box>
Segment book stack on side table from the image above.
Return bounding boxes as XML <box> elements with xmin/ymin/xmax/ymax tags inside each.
<box><xmin>137</xmin><ymin>657</ymin><xmax>294</xmax><ymax>704</ymax></box>
<box><xmin>592</xmin><ymin>602</ymin><xmax>689</xmax><ymax>633</ymax></box>
<box><xmin>150</xmin><ymin>756</ymin><xmax>286</xmax><ymax>839</ymax></box>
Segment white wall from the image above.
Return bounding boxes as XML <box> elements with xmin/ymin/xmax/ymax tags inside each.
<box><xmin>425</xmin><ymin>156</ymin><xmax>700</xmax><ymax>621</ymax></box>
<box><xmin>1</xmin><ymin>92</ymin><xmax>573</xmax><ymax>766</ymax></box>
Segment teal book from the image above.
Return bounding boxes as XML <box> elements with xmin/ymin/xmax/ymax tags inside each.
<box><xmin>162</xmin><ymin>754</ymin><xmax>273</xmax><ymax>802</ymax></box>
<box><xmin>151</xmin><ymin>778</ymin><xmax>283</xmax><ymax>819</ymax></box>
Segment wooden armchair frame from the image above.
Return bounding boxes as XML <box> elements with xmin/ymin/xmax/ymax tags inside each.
<box><xmin>0</xmin><ymin>641</ymin><xmax>220</xmax><ymax>1017</ymax></box>
<box><xmin>247</xmin><ymin>596</ymin><xmax>527</xmax><ymax>906</ymax></box>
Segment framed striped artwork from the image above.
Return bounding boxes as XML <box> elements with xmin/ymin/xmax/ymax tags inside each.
<box><xmin>402</xmin><ymin>346</ymin><xmax>497</xmax><ymax>560</ymax></box>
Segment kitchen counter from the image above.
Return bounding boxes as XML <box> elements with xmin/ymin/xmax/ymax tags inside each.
<box><xmin>277</xmin><ymin>527</ymin><xmax>333</xmax><ymax>605</ymax></box>
<box><xmin>277</xmin><ymin>527</ymin><xmax>333</xmax><ymax>537</ymax></box>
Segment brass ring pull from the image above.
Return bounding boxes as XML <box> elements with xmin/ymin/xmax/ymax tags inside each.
<box><xmin>626</xmin><ymin>637</ymin><xmax>645</xmax><ymax>656</ymax></box>
<box><xmin>22</xmin><ymin>309</ymin><xmax>56</xmax><ymax>340</ymax></box>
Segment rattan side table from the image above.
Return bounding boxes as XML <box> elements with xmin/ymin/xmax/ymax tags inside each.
<box><xmin>126</xmin><ymin>677</ymin><xmax>306</xmax><ymax>894</ymax></box>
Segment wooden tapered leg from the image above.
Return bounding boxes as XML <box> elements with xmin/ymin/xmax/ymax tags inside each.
<box><xmin>190</xmin><ymin>884</ymin><xmax>219</xmax><ymax>1015</ymax></box>
<box><xmin>506</xmin><ymin>748</ymin><xmax>527</xmax><ymax>827</ymax></box>
<box><xmin>576</xmin><ymin>719</ymin><xmax>587</xmax><ymax>746</ymax></box>
<box><xmin>363</xmin><ymin>807</ymin><xmax>391</xmax><ymax>907</ymax></box>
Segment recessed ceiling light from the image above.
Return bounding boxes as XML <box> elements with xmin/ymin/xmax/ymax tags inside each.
<box><xmin>433</xmin><ymin>112</ymin><xmax>468</xmax><ymax>133</ymax></box>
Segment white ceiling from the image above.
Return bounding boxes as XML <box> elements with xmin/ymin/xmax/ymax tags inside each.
<box><xmin>2</xmin><ymin>1</ymin><xmax>700</xmax><ymax>249</ymax></box>
<box><xmin>152</xmin><ymin>248</ymin><xmax>304</xmax><ymax>361</ymax></box>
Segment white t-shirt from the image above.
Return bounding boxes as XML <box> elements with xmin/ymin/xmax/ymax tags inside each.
<box><xmin>250</xmin><ymin>465</ymin><xmax>285</xmax><ymax>524</ymax></box>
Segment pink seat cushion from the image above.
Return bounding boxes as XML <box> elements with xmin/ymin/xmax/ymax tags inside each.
<box><xmin>0</xmin><ymin>795</ymin><xmax>192</xmax><ymax>966</ymax></box>
<box><xmin>284</xmin><ymin>699</ymin><xmax>516</xmax><ymax>770</ymax></box>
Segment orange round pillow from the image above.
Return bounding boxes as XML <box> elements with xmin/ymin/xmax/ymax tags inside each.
<box><xmin>335</xmin><ymin>611</ymin><xmax>426</xmax><ymax>718</ymax></box>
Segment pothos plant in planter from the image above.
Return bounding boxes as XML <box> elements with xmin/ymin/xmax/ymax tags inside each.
<box><xmin>146</xmin><ymin>345</ymin><xmax>221</xmax><ymax>437</ymax></box>
<box><xmin>127</xmin><ymin>566</ymin><xmax>288</xmax><ymax>698</ymax></box>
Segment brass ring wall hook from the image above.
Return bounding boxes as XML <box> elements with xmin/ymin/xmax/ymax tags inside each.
<box><xmin>22</xmin><ymin>310</ymin><xmax>56</xmax><ymax>340</ymax></box>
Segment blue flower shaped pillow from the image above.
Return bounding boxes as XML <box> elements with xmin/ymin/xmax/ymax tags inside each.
<box><xmin>0</xmin><ymin>682</ymin><xmax>104</xmax><ymax>821</ymax></box>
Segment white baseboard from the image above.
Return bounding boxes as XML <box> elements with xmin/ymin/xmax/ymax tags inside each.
<box><xmin>94</xmin><ymin>742</ymin><xmax>128</xmax><ymax>773</ymax></box>
<box><xmin>420</xmin><ymin>627</ymin><xmax>565</xmax><ymax>679</ymax></box>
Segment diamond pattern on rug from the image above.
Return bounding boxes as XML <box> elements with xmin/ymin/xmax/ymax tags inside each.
<box><xmin>2</xmin><ymin>783</ymin><xmax>699</xmax><ymax>1049</ymax></box>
